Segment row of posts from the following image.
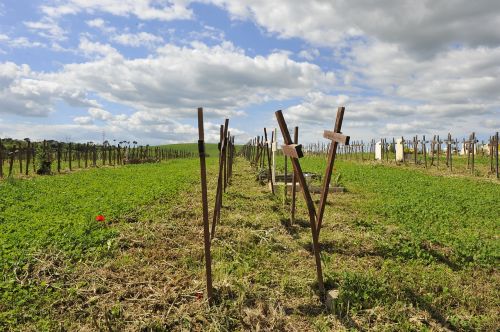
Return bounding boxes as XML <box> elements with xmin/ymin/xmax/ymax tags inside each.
<box><xmin>0</xmin><ymin>139</ymin><xmax>196</xmax><ymax>178</ymax></box>
<box><xmin>299</xmin><ymin>132</ymin><xmax>499</xmax><ymax>179</ymax></box>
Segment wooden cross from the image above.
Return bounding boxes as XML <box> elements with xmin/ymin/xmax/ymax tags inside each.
<box><xmin>276</xmin><ymin>107</ymin><xmax>349</xmax><ymax>297</ymax></box>
<box><xmin>413</xmin><ymin>135</ymin><xmax>420</xmax><ymax>164</ymax></box>
<box><xmin>444</xmin><ymin>133</ymin><xmax>454</xmax><ymax>171</ymax></box>
<box><xmin>466</xmin><ymin>132</ymin><xmax>479</xmax><ymax>175</ymax></box>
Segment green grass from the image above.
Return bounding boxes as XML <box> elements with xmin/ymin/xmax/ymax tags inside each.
<box><xmin>0</xmin><ymin>158</ymin><xmax>210</xmax><ymax>329</ymax></box>
<box><xmin>161</xmin><ymin>143</ymin><xmax>220</xmax><ymax>157</ymax></box>
<box><xmin>1</xmin><ymin>153</ymin><xmax>498</xmax><ymax>330</ymax></box>
<box><xmin>278</xmin><ymin>157</ymin><xmax>500</xmax><ymax>267</ymax></box>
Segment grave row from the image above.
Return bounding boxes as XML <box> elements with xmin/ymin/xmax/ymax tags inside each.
<box><xmin>0</xmin><ymin>138</ymin><xmax>196</xmax><ymax>178</ymax></box>
<box><xmin>299</xmin><ymin>132</ymin><xmax>499</xmax><ymax>179</ymax></box>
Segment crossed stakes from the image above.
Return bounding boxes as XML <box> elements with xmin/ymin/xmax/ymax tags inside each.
<box><xmin>275</xmin><ymin>107</ymin><xmax>350</xmax><ymax>297</ymax></box>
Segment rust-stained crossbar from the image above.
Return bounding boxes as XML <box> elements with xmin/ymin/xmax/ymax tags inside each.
<box><xmin>197</xmin><ymin>107</ymin><xmax>214</xmax><ymax>304</ymax></box>
<box><xmin>276</xmin><ymin>110</ymin><xmax>325</xmax><ymax>296</ymax></box>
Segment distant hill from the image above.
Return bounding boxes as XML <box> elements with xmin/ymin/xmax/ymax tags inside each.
<box><xmin>161</xmin><ymin>143</ymin><xmax>220</xmax><ymax>157</ymax></box>
<box><xmin>161</xmin><ymin>143</ymin><xmax>241</xmax><ymax>158</ymax></box>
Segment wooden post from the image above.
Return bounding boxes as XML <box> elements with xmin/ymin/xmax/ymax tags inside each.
<box><xmin>283</xmin><ymin>152</ymin><xmax>288</xmax><ymax>206</ymax></box>
<box><xmin>422</xmin><ymin>135</ymin><xmax>427</xmax><ymax>168</ymax></box>
<box><xmin>18</xmin><ymin>146</ymin><xmax>23</xmax><ymax>175</ymax></box>
<box><xmin>224</xmin><ymin>130</ymin><xmax>229</xmax><ymax>191</ymax></box>
<box><xmin>276</xmin><ymin>110</ymin><xmax>325</xmax><ymax>296</ymax></box>
<box><xmin>445</xmin><ymin>133</ymin><xmax>453</xmax><ymax>172</ymax></box>
<box><xmin>25</xmin><ymin>140</ymin><xmax>31</xmax><ymax>176</ymax></box>
<box><xmin>290</xmin><ymin>126</ymin><xmax>298</xmax><ymax>224</ymax></box>
<box><xmin>8</xmin><ymin>145</ymin><xmax>15</xmax><ymax>177</ymax></box>
<box><xmin>0</xmin><ymin>138</ymin><xmax>3</xmax><ymax>178</ymax></box>
<box><xmin>496</xmin><ymin>132</ymin><xmax>499</xmax><ymax>179</ymax></box>
<box><xmin>85</xmin><ymin>143</ymin><xmax>89</xmax><ymax>168</ymax></box>
<box><xmin>272</xmin><ymin>129</ymin><xmax>277</xmax><ymax>185</ymax></box>
<box><xmin>109</xmin><ymin>145</ymin><xmax>112</xmax><ymax>165</ymax></box>
<box><xmin>57</xmin><ymin>143</ymin><xmax>62</xmax><ymax>173</ymax></box>
<box><xmin>316</xmin><ymin>107</ymin><xmax>349</xmax><ymax>236</ymax></box>
<box><xmin>68</xmin><ymin>143</ymin><xmax>72</xmax><ymax>171</ymax></box>
<box><xmin>211</xmin><ymin>120</ymin><xmax>228</xmax><ymax>239</ymax></box>
<box><xmin>264</xmin><ymin>128</ymin><xmax>275</xmax><ymax>194</ymax></box>
<box><xmin>437</xmin><ymin>136</ymin><xmax>441</xmax><ymax>168</ymax></box>
<box><xmin>32</xmin><ymin>142</ymin><xmax>36</xmax><ymax>173</ymax></box>
<box><xmin>471</xmin><ymin>132</ymin><xmax>476</xmax><ymax>175</ymax></box>
<box><xmin>197</xmin><ymin>107</ymin><xmax>213</xmax><ymax>304</ymax></box>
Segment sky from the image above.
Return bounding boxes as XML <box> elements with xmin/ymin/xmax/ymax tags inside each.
<box><xmin>0</xmin><ymin>0</ymin><xmax>499</xmax><ymax>145</ymax></box>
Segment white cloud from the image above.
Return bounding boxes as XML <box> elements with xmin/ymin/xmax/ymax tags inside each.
<box><xmin>88</xmin><ymin>107</ymin><xmax>113</xmax><ymax>120</ymax></box>
<box><xmin>86</xmin><ymin>18</ymin><xmax>106</xmax><ymax>29</ymax></box>
<box><xmin>78</xmin><ymin>37</ymin><xmax>121</xmax><ymax>59</ymax></box>
<box><xmin>73</xmin><ymin>116</ymin><xmax>94</xmax><ymax>125</ymax></box>
<box><xmin>53</xmin><ymin>41</ymin><xmax>335</xmax><ymax>116</ymax></box>
<box><xmin>298</xmin><ymin>49</ymin><xmax>319</xmax><ymax>61</ymax></box>
<box><xmin>0</xmin><ymin>62</ymin><xmax>98</xmax><ymax>117</ymax></box>
<box><xmin>203</xmin><ymin>0</ymin><xmax>500</xmax><ymax>57</ymax></box>
<box><xmin>111</xmin><ymin>32</ymin><xmax>164</xmax><ymax>48</ymax></box>
<box><xmin>0</xmin><ymin>40</ymin><xmax>333</xmax><ymax>142</ymax></box>
<box><xmin>0</xmin><ymin>34</ymin><xmax>45</xmax><ymax>49</ymax></box>
<box><xmin>85</xmin><ymin>18</ymin><xmax>117</xmax><ymax>34</ymax></box>
<box><xmin>41</xmin><ymin>0</ymin><xmax>193</xmax><ymax>21</ymax></box>
<box><xmin>24</xmin><ymin>18</ymin><xmax>66</xmax><ymax>40</ymax></box>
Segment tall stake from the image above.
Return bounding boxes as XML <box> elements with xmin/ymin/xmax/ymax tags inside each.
<box><xmin>264</xmin><ymin>128</ymin><xmax>275</xmax><ymax>194</ymax></box>
<box><xmin>290</xmin><ymin>126</ymin><xmax>299</xmax><ymax>224</ymax></box>
<box><xmin>197</xmin><ymin>107</ymin><xmax>213</xmax><ymax>304</ymax></box>
<box><xmin>496</xmin><ymin>132</ymin><xmax>499</xmax><ymax>179</ymax></box>
<box><xmin>316</xmin><ymin>107</ymin><xmax>348</xmax><ymax>237</ymax></box>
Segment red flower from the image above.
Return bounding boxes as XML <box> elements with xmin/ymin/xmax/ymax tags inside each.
<box><xmin>95</xmin><ymin>215</ymin><xmax>105</xmax><ymax>222</ymax></box>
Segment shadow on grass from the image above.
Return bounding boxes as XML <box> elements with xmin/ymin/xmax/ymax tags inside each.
<box><xmin>419</xmin><ymin>242</ymin><xmax>461</xmax><ymax>271</ymax></box>
<box><xmin>403</xmin><ymin>288</ymin><xmax>457</xmax><ymax>331</ymax></box>
<box><xmin>280</xmin><ymin>218</ymin><xmax>301</xmax><ymax>240</ymax></box>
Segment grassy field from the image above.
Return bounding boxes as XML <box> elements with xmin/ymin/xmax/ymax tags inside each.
<box><xmin>160</xmin><ymin>143</ymin><xmax>221</xmax><ymax>157</ymax></box>
<box><xmin>334</xmin><ymin>151</ymin><xmax>498</xmax><ymax>179</ymax></box>
<box><xmin>0</xmin><ymin>150</ymin><xmax>498</xmax><ymax>330</ymax></box>
<box><xmin>0</xmin><ymin>158</ymin><xmax>215</xmax><ymax>329</ymax></box>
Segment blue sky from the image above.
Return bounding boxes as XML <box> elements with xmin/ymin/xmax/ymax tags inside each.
<box><xmin>0</xmin><ymin>1</ymin><xmax>499</xmax><ymax>144</ymax></box>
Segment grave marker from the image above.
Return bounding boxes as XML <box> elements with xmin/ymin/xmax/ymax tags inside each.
<box><xmin>276</xmin><ymin>107</ymin><xmax>349</xmax><ymax>298</ymax></box>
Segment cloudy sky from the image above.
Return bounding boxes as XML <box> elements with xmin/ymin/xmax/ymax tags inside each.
<box><xmin>0</xmin><ymin>0</ymin><xmax>499</xmax><ymax>144</ymax></box>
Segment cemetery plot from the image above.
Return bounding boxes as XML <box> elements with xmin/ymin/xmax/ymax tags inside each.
<box><xmin>1</xmin><ymin>109</ymin><xmax>498</xmax><ymax>330</ymax></box>
<box><xmin>324</xmin><ymin>131</ymin><xmax>499</xmax><ymax>180</ymax></box>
